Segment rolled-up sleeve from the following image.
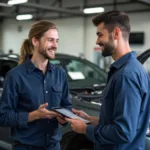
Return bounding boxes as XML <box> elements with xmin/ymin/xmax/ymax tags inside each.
<box><xmin>0</xmin><ymin>73</ymin><xmax>28</xmax><ymax>128</ymax></box>
<box><xmin>86</xmin><ymin>73</ymin><xmax>142</xmax><ymax>145</ymax></box>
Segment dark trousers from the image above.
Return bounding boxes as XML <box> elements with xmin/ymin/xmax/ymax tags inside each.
<box><xmin>12</xmin><ymin>142</ymin><xmax>60</xmax><ymax>150</ymax></box>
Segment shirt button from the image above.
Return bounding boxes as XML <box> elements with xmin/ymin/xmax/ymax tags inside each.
<box><xmin>44</xmin><ymin>80</ymin><xmax>46</xmax><ymax>83</ymax></box>
<box><xmin>45</xmin><ymin>91</ymin><xmax>48</xmax><ymax>93</ymax></box>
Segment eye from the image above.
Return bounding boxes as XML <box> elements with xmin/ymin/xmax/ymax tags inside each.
<box><xmin>99</xmin><ymin>34</ymin><xmax>103</xmax><ymax>38</ymax></box>
<box><xmin>48</xmin><ymin>38</ymin><xmax>53</xmax><ymax>42</ymax></box>
<box><xmin>97</xmin><ymin>32</ymin><xmax>103</xmax><ymax>38</ymax></box>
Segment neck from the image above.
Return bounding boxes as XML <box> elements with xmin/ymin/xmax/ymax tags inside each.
<box><xmin>31</xmin><ymin>53</ymin><xmax>48</xmax><ymax>73</ymax></box>
<box><xmin>112</xmin><ymin>40</ymin><xmax>131</xmax><ymax>61</ymax></box>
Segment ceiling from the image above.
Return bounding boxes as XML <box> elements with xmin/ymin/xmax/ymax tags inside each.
<box><xmin>0</xmin><ymin>0</ymin><xmax>150</xmax><ymax>20</ymax></box>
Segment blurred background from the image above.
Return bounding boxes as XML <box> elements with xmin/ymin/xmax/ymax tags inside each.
<box><xmin>0</xmin><ymin>0</ymin><xmax>150</xmax><ymax>72</ymax></box>
<box><xmin>0</xmin><ymin>1</ymin><xmax>150</xmax><ymax>150</ymax></box>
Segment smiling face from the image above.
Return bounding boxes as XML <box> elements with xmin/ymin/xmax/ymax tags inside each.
<box><xmin>96</xmin><ymin>22</ymin><xmax>115</xmax><ymax>57</ymax></box>
<box><xmin>36</xmin><ymin>29</ymin><xmax>59</xmax><ymax>60</ymax></box>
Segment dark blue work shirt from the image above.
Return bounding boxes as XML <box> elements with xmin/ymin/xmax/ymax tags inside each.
<box><xmin>86</xmin><ymin>52</ymin><xmax>150</xmax><ymax>150</ymax></box>
<box><xmin>0</xmin><ymin>58</ymin><xmax>72</xmax><ymax>147</ymax></box>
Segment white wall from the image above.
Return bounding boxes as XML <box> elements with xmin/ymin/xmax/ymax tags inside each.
<box><xmin>129</xmin><ymin>12</ymin><xmax>150</xmax><ymax>55</ymax></box>
<box><xmin>85</xmin><ymin>12</ymin><xmax>150</xmax><ymax>61</ymax></box>
<box><xmin>1</xmin><ymin>19</ymin><xmax>33</xmax><ymax>54</ymax></box>
<box><xmin>1</xmin><ymin>17</ymin><xmax>84</xmax><ymax>57</ymax></box>
<box><xmin>54</xmin><ymin>17</ymin><xmax>84</xmax><ymax>56</ymax></box>
<box><xmin>1</xmin><ymin>12</ymin><xmax>150</xmax><ymax>62</ymax></box>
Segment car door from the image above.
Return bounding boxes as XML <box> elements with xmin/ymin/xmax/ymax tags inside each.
<box><xmin>0</xmin><ymin>59</ymin><xmax>18</xmax><ymax>88</ymax></box>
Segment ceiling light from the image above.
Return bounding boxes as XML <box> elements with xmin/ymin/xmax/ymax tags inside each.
<box><xmin>83</xmin><ymin>7</ymin><xmax>104</xmax><ymax>14</ymax></box>
<box><xmin>0</xmin><ymin>2</ymin><xmax>12</xmax><ymax>7</ymax></box>
<box><xmin>8</xmin><ymin>0</ymin><xmax>28</xmax><ymax>5</ymax></box>
<box><xmin>16</xmin><ymin>14</ymin><xmax>33</xmax><ymax>20</ymax></box>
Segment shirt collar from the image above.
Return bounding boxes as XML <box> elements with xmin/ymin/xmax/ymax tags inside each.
<box><xmin>25</xmin><ymin>57</ymin><xmax>55</xmax><ymax>73</ymax></box>
<box><xmin>111</xmin><ymin>51</ymin><xmax>137</xmax><ymax>69</ymax></box>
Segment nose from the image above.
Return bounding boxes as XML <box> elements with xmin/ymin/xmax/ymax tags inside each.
<box><xmin>96</xmin><ymin>38</ymin><xmax>99</xmax><ymax>45</ymax></box>
<box><xmin>53</xmin><ymin>40</ymin><xmax>58</xmax><ymax>48</ymax></box>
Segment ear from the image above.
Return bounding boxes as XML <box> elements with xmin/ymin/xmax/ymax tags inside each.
<box><xmin>31</xmin><ymin>37</ymin><xmax>39</xmax><ymax>47</ymax></box>
<box><xmin>112</xmin><ymin>27</ymin><xmax>121</xmax><ymax>40</ymax></box>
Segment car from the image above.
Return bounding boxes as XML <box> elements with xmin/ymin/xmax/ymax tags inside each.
<box><xmin>0</xmin><ymin>52</ymin><xmax>107</xmax><ymax>150</ymax></box>
<box><xmin>0</xmin><ymin>50</ymin><xmax>150</xmax><ymax>150</ymax></box>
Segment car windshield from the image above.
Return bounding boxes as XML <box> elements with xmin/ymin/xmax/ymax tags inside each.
<box><xmin>50</xmin><ymin>58</ymin><xmax>107</xmax><ymax>88</ymax></box>
<box><xmin>0</xmin><ymin>55</ymin><xmax>107</xmax><ymax>89</ymax></box>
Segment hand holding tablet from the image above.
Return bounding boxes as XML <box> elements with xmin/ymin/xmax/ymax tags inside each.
<box><xmin>52</xmin><ymin>107</ymin><xmax>90</xmax><ymax>124</ymax></box>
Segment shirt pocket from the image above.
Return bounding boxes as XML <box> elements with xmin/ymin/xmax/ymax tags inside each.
<box><xmin>51</xmin><ymin>85</ymin><xmax>62</xmax><ymax>107</ymax></box>
<box><xmin>52</xmin><ymin>86</ymin><xmax>62</xmax><ymax>92</ymax></box>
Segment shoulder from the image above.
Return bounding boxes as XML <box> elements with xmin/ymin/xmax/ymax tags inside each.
<box><xmin>115</xmin><ymin>59</ymin><xmax>149</xmax><ymax>87</ymax></box>
<box><xmin>6</xmin><ymin>63</ymin><xmax>26</xmax><ymax>79</ymax></box>
<box><xmin>118</xmin><ymin>58</ymin><xmax>145</xmax><ymax>76</ymax></box>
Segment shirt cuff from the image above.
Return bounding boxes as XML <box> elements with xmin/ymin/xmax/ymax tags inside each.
<box><xmin>18</xmin><ymin>112</ymin><xmax>29</xmax><ymax>128</ymax></box>
<box><xmin>86</xmin><ymin>125</ymin><xmax>95</xmax><ymax>142</ymax></box>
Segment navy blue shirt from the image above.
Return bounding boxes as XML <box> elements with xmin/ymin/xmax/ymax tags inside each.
<box><xmin>86</xmin><ymin>52</ymin><xmax>150</xmax><ymax>150</ymax></box>
<box><xmin>0</xmin><ymin>58</ymin><xmax>72</xmax><ymax>147</ymax></box>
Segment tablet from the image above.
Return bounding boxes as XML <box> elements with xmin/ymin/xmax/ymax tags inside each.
<box><xmin>52</xmin><ymin>107</ymin><xmax>90</xmax><ymax>124</ymax></box>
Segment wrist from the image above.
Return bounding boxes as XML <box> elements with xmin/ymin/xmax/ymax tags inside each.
<box><xmin>35</xmin><ymin>110</ymin><xmax>40</xmax><ymax>120</ymax></box>
<box><xmin>28</xmin><ymin>110</ymin><xmax>40</xmax><ymax>122</ymax></box>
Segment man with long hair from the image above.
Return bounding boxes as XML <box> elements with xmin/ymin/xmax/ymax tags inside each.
<box><xmin>0</xmin><ymin>20</ymin><xmax>72</xmax><ymax>150</ymax></box>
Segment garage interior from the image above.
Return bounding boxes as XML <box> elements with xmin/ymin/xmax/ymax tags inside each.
<box><xmin>0</xmin><ymin>0</ymin><xmax>150</xmax><ymax>150</ymax></box>
<box><xmin>0</xmin><ymin>0</ymin><xmax>150</xmax><ymax>71</ymax></box>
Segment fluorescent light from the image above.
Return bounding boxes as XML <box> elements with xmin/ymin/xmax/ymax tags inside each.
<box><xmin>16</xmin><ymin>14</ymin><xmax>33</xmax><ymax>20</ymax></box>
<box><xmin>83</xmin><ymin>7</ymin><xmax>104</xmax><ymax>14</ymax></box>
<box><xmin>8</xmin><ymin>0</ymin><xmax>28</xmax><ymax>5</ymax></box>
<box><xmin>0</xmin><ymin>2</ymin><xmax>12</xmax><ymax>7</ymax></box>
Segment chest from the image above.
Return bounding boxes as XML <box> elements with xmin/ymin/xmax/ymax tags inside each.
<box><xmin>100</xmin><ymin>73</ymin><xmax>117</xmax><ymax>124</ymax></box>
<box><xmin>16</xmin><ymin>71</ymin><xmax>64</xmax><ymax>110</ymax></box>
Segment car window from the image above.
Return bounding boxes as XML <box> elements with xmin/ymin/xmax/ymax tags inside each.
<box><xmin>66</xmin><ymin>60</ymin><xmax>102</xmax><ymax>80</ymax></box>
<box><xmin>0</xmin><ymin>60</ymin><xmax>17</xmax><ymax>78</ymax></box>
<box><xmin>50</xmin><ymin>58</ymin><xmax>107</xmax><ymax>84</ymax></box>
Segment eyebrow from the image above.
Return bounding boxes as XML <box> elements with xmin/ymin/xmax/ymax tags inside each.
<box><xmin>47</xmin><ymin>37</ymin><xmax>59</xmax><ymax>41</ymax></box>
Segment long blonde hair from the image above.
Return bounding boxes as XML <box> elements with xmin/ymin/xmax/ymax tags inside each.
<box><xmin>18</xmin><ymin>20</ymin><xmax>57</xmax><ymax>64</ymax></box>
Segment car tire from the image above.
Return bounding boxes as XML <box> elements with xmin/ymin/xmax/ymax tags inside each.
<box><xmin>61</xmin><ymin>131</ymin><xmax>94</xmax><ymax>150</ymax></box>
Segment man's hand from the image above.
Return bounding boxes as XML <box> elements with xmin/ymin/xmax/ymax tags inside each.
<box><xmin>28</xmin><ymin>103</ymin><xmax>58</xmax><ymax>122</ymax></box>
<box><xmin>72</xmin><ymin>108</ymin><xmax>90</xmax><ymax>120</ymax></box>
<box><xmin>56</xmin><ymin>115</ymin><xmax>67</xmax><ymax>125</ymax></box>
<box><xmin>72</xmin><ymin>108</ymin><xmax>99</xmax><ymax>125</ymax></box>
<box><xmin>65</xmin><ymin>118</ymin><xmax>87</xmax><ymax>134</ymax></box>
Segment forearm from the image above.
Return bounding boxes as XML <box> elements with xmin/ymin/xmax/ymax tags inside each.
<box><xmin>28</xmin><ymin>110</ymin><xmax>39</xmax><ymax>122</ymax></box>
<box><xmin>86</xmin><ymin>122</ymin><xmax>135</xmax><ymax>145</ymax></box>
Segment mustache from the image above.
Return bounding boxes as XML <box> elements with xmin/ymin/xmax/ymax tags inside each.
<box><xmin>98</xmin><ymin>42</ymin><xmax>104</xmax><ymax>47</ymax></box>
<box><xmin>48</xmin><ymin>47</ymin><xmax>57</xmax><ymax>51</ymax></box>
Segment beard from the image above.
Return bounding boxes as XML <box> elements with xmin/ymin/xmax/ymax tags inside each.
<box><xmin>39</xmin><ymin>47</ymin><xmax>56</xmax><ymax>60</ymax></box>
<box><xmin>101</xmin><ymin>35</ymin><xmax>115</xmax><ymax>57</ymax></box>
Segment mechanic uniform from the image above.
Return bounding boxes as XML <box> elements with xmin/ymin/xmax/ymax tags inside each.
<box><xmin>0</xmin><ymin>57</ymin><xmax>72</xmax><ymax>150</ymax></box>
<box><xmin>86</xmin><ymin>51</ymin><xmax>150</xmax><ymax>150</ymax></box>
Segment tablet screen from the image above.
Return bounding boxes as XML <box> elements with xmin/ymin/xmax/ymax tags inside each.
<box><xmin>52</xmin><ymin>107</ymin><xmax>90</xmax><ymax>124</ymax></box>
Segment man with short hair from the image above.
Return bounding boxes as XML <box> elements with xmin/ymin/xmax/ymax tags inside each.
<box><xmin>66</xmin><ymin>11</ymin><xmax>150</xmax><ymax>150</ymax></box>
